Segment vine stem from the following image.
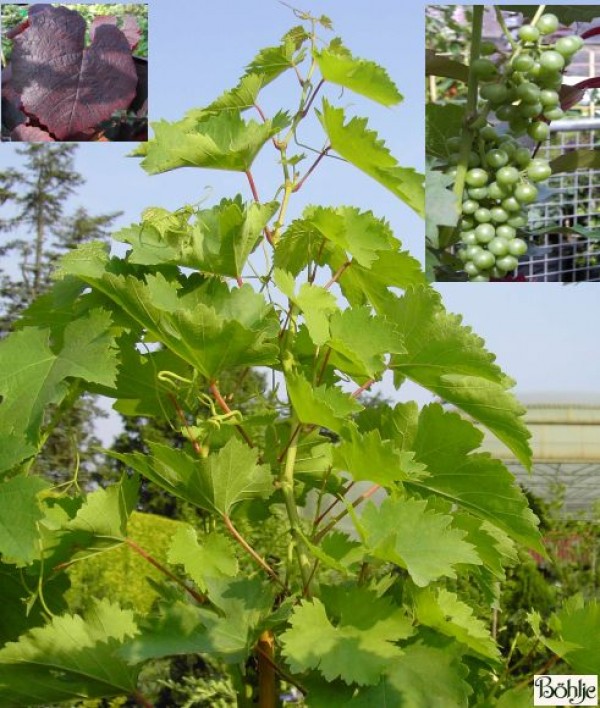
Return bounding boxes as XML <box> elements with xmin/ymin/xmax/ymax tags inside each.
<box><xmin>292</xmin><ymin>145</ymin><xmax>330</xmax><ymax>192</ymax></box>
<box><xmin>449</xmin><ymin>4</ymin><xmax>484</xmax><ymax>247</ymax></box>
<box><xmin>313</xmin><ymin>483</ymin><xmax>380</xmax><ymax>543</ymax></box>
<box><xmin>125</xmin><ymin>538</ymin><xmax>206</xmax><ymax>604</ymax></box>
<box><xmin>324</xmin><ymin>260</ymin><xmax>351</xmax><ymax>289</ymax></box>
<box><xmin>352</xmin><ymin>379</ymin><xmax>375</xmax><ymax>398</ymax></box>
<box><xmin>257</xmin><ymin>630</ymin><xmax>277</xmax><ymax>708</ymax></box>
<box><xmin>245</xmin><ymin>169</ymin><xmax>274</xmax><ymax>245</ymax></box>
<box><xmin>168</xmin><ymin>392</ymin><xmax>204</xmax><ymax>457</ymax></box>
<box><xmin>313</xmin><ymin>481</ymin><xmax>355</xmax><ymax>528</ymax></box>
<box><xmin>280</xmin><ymin>415</ymin><xmax>313</xmax><ymax>593</ymax></box>
<box><xmin>209</xmin><ymin>380</ymin><xmax>255</xmax><ymax>448</ymax></box>
<box><xmin>255</xmin><ymin>637</ymin><xmax>307</xmax><ymax>697</ymax></box>
<box><xmin>223</xmin><ymin>514</ymin><xmax>283</xmax><ymax>587</ymax></box>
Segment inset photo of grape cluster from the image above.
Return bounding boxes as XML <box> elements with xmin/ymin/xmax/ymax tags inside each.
<box><xmin>426</xmin><ymin>6</ymin><xmax>600</xmax><ymax>282</ymax></box>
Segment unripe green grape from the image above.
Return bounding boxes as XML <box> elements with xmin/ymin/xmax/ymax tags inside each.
<box><xmin>514</xmin><ymin>181</ymin><xmax>538</xmax><ymax>204</ymax></box>
<box><xmin>502</xmin><ymin>196</ymin><xmax>522</xmax><ymax>212</ymax></box>
<box><xmin>512</xmin><ymin>54</ymin><xmax>535</xmax><ymax>72</ymax></box>
<box><xmin>464</xmin><ymin>261</ymin><xmax>481</xmax><ymax>277</ymax></box>
<box><xmin>468</xmin><ymin>152</ymin><xmax>482</xmax><ymax>167</ymax></box>
<box><xmin>495</xmin><ymin>255</ymin><xmax>519</xmax><ymax>272</ymax></box>
<box><xmin>528</xmin><ymin>121</ymin><xmax>550</xmax><ymax>141</ymax></box>
<box><xmin>496</xmin><ymin>224</ymin><xmax>517</xmax><ymax>240</ymax></box>
<box><xmin>461</xmin><ymin>216</ymin><xmax>475</xmax><ymax>230</ymax></box>
<box><xmin>480</xmin><ymin>40</ymin><xmax>498</xmax><ymax>56</ymax></box>
<box><xmin>497</xmin><ymin>136</ymin><xmax>518</xmax><ymax>157</ymax></box>
<box><xmin>488</xmin><ymin>181</ymin><xmax>511</xmax><ymax>200</ymax></box>
<box><xmin>527</xmin><ymin>158</ymin><xmax>552</xmax><ymax>182</ymax></box>
<box><xmin>475</xmin><ymin>207</ymin><xmax>492</xmax><ymax>223</ymax></box>
<box><xmin>446</xmin><ymin>166</ymin><xmax>458</xmax><ymax>179</ymax></box>
<box><xmin>539</xmin><ymin>50</ymin><xmax>565</xmax><ymax>71</ymax></box>
<box><xmin>473</xmin><ymin>250</ymin><xmax>496</xmax><ymax>270</ymax></box>
<box><xmin>516</xmin><ymin>82</ymin><xmax>540</xmax><ymax>103</ymax></box>
<box><xmin>527</xmin><ymin>62</ymin><xmax>542</xmax><ymax>80</ymax></box>
<box><xmin>471</xmin><ymin>58</ymin><xmax>499</xmax><ymax>81</ymax></box>
<box><xmin>490</xmin><ymin>266</ymin><xmax>506</xmax><ymax>279</ymax></box>
<box><xmin>446</xmin><ymin>136</ymin><xmax>462</xmax><ymax>152</ymax></box>
<box><xmin>538</xmin><ymin>69</ymin><xmax>563</xmax><ymax>89</ymax></box>
<box><xmin>519</xmin><ymin>101</ymin><xmax>543</xmax><ymax>118</ymax></box>
<box><xmin>480</xmin><ymin>125</ymin><xmax>499</xmax><ymax>142</ymax></box>
<box><xmin>488</xmin><ymin>236</ymin><xmax>510</xmax><ymax>256</ymax></box>
<box><xmin>495</xmin><ymin>104</ymin><xmax>516</xmax><ymax>121</ymax></box>
<box><xmin>508</xmin><ymin>238</ymin><xmax>529</xmax><ymax>256</ymax></box>
<box><xmin>458</xmin><ymin>247</ymin><xmax>470</xmax><ymax>263</ymax></box>
<box><xmin>461</xmin><ymin>230</ymin><xmax>478</xmax><ymax>245</ymax></box>
<box><xmin>555</xmin><ymin>35</ymin><xmax>584</xmax><ymax>58</ymax></box>
<box><xmin>507</xmin><ymin>214</ymin><xmax>528</xmax><ymax>228</ymax></box>
<box><xmin>471</xmin><ymin>274</ymin><xmax>490</xmax><ymax>282</ymax></box>
<box><xmin>544</xmin><ymin>106</ymin><xmax>564</xmax><ymax>121</ymax></box>
<box><xmin>508</xmin><ymin>117</ymin><xmax>529</xmax><ymax>136</ymax></box>
<box><xmin>539</xmin><ymin>89</ymin><xmax>559</xmax><ymax>107</ymax></box>
<box><xmin>490</xmin><ymin>206</ymin><xmax>509</xmax><ymax>223</ymax></box>
<box><xmin>465</xmin><ymin>245</ymin><xmax>484</xmax><ymax>260</ymax></box>
<box><xmin>514</xmin><ymin>147</ymin><xmax>532</xmax><ymax>167</ymax></box>
<box><xmin>468</xmin><ymin>186</ymin><xmax>488</xmax><ymax>200</ymax></box>
<box><xmin>480</xmin><ymin>83</ymin><xmax>510</xmax><ymax>104</ymax></box>
<box><xmin>475</xmin><ymin>223</ymin><xmax>496</xmax><ymax>243</ymax></box>
<box><xmin>462</xmin><ymin>199</ymin><xmax>479</xmax><ymax>215</ymax></box>
<box><xmin>485</xmin><ymin>149</ymin><xmax>509</xmax><ymax>169</ymax></box>
<box><xmin>470</xmin><ymin>115</ymin><xmax>488</xmax><ymax>130</ymax></box>
<box><xmin>518</xmin><ymin>24</ymin><xmax>540</xmax><ymax>43</ymax></box>
<box><xmin>537</xmin><ymin>13</ymin><xmax>559</xmax><ymax>35</ymax></box>
<box><xmin>465</xmin><ymin>168</ymin><xmax>489</xmax><ymax>187</ymax></box>
<box><xmin>496</xmin><ymin>166</ymin><xmax>520</xmax><ymax>185</ymax></box>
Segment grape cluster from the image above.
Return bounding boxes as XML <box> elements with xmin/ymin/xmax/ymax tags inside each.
<box><xmin>449</xmin><ymin>13</ymin><xmax>584</xmax><ymax>281</ymax></box>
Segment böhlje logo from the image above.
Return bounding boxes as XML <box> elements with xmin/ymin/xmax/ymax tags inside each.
<box><xmin>534</xmin><ymin>675</ymin><xmax>598</xmax><ymax>706</ymax></box>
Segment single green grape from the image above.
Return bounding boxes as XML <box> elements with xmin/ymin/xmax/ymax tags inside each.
<box><xmin>539</xmin><ymin>50</ymin><xmax>565</xmax><ymax>71</ymax></box>
<box><xmin>473</xmin><ymin>250</ymin><xmax>496</xmax><ymax>270</ymax></box>
<box><xmin>537</xmin><ymin>13</ymin><xmax>559</xmax><ymax>35</ymax></box>
<box><xmin>528</xmin><ymin>121</ymin><xmax>550</xmax><ymax>141</ymax></box>
<box><xmin>496</xmin><ymin>166</ymin><xmax>520</xmax><ymax>185</ymax></box>
<box><xmin>488</xmin><ymin>236</ymin><xmax>510</xmax><ymax>256</ymax></box>
<box><xmin>508</xmin><ymin>238</ymin><xmax>529</xmax><ymax>256</ymax></box>
<box><xmin>485</xmin><ymin>149</ymin><xmax>509</xmax><ymax>169</ymax></box>
<box><xmin>471</xmin><ymin>58</ymin><xmax>499</xmax><ymax>81</ymax></box>
<box><xmin>462</xmin><ymin>199</ymin><xmax>479</xmax><ymax>215</ymax></box>
<box><xmin>465</xmin><ymin>168</ymin><xmax>489</xmax><ymax>187</ymax></box>
<box><xmin>496</xmin><ymin>224</ymin><xmax>517</xmax><ymax>240</ymax></box>
<box><xmin>527</xmin><ymin>159</ymin><xmax>552</xmax><ymax>182</ymax></box>
<box><xmin>518</xmin><ymin>24</ymin><xmax>540</xmax><ymax>43</ymax></box>
<box><xmin>514</xmin><ymin>182</ymin><xmax>538</xmax><ymax>204</ymax></box>
<box><xmin>495</xmin><ymin>254</ymin><xmax>519</xmax><ymax>272</ymax></box>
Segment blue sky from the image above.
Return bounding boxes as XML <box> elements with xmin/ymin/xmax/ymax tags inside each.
<box><xmin>1</xmin><ymin>0</ymin><xmax>599</xmax><ymax>442</ymax></box>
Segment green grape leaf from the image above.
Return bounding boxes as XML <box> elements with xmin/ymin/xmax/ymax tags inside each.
<box><xmin>286</xmin><ymin>373</ymin><xmax>363</xmax><ymax>435</ymax></box>
<box><xmin>135</xmin><ymin>110</ymin><xmax>290</xmax><ymax>175</ymax></box>
<box><xmin>357</xmin><ymin>498</ymin><xmax>481</xmax><ymax>587</ymax></box>
<box><xmin>274</xmin><ymin>216</ymin><xmax>334</xmax><ymax>276</ymax></box>
<box><xmin>0</xmin><ymin>476</ymin><xmax>49</xmax><ymax>564</ymax></box>
<box><xmin>120</xmin><ymin>196</ymin><xmax>277</xmax><ymax>278</ymax></box>
<box><xmin>405</xmin><ymin>404</ymin><xmax>542</xmax><ymax>552</ymax></box>
<box><xmin>328</xmin><ymin>306</ymin><xmax>406</xmax><ymax>379</ymax></box>
<box><xmin>425</xmin><ymin>50</ymin><xmax>469</xmax><ymax>82</ymax></box>
<box><xmin>207</xmin><ymin>73</ymin><xmax>268</xmax><ymax>113</ymax></box>
<box><xmin>350</xmin><ymin>643</ymin><xmax>471</xmax><ymax>708</ymax></box>
<box><xmin>67</xmin><ymin>475</ymin><xmax>138</xmax><ymax>540</ymax></box>
<box><xmin>281</xmin><ymin>590</ymin><xmax>413</xmax><ymax>686</ymax></box>
<box><xmin>245</xmin><ymin>28</ymin><xmax>307</xmax><ymax>84</ymax></box>
<box><xmin>414</xmin><ymin>587</ymin><xmax>500</xmax><ymax>661</ymax></box>
<box><xmin>333</xmin><ymin>428</ymin><xmax>425</xmax><ymax>487</ymax></box>
<box><xmin>167</xmin><ymin>525</ymin><xmax>238</xmax><ymax>592</ymax></box>
<box><xmin>552</xmin><ymin>597</ymin><xmax>600</xmax><ymax>674</ymax></box>
<box><xmin>386</xmin><ymin>287</ymin><xmax>532</xmax><ymax>468</ymax></box>
<box><xmin>120</xmin><ymin>576</ymin><xmax>275</xmax><ymax>664</ymax></box>
<box><xmin>274</xmin><ymin>269</ymin><xmax>339</xmax><ymax>346</ymax></box>
<box><xmin>426</xmin><ymin>170</ymin><xmax>460</xmax><ymax>233</ymax></box>
<box><xmin>550</xmin><ymin>148</ymin><xmax>600</xmax><ymax>175</ymax></box>
<box><xmin>60</xmin><ymin>247</ymin><xmax>279</xmax><ymax>378</ymax></box>
<box><xmin>426</xmin><ymin>103</ymin><xmax>465</xmax><ymax>161</ymax></box>
<box><xmin>0</xmin><ymin>310</ymin><xmax>119</xmax><ymax>473</ymax></box>
<box><xmin>107</xmin><ymin>438</ymin><xmax>273</xmax><ymax>517</ymax></box>
<box><xmin>0</xmin><ymin>600</ymin><xmax>139</xmax><ymax>705</ymax></box>
<box><xmin>307</xmin><ymin>206</ymin><xmax>395</xmax><ymax>268</ymax></box>
<box><xmin>316</xmin><ymin>43</ymin><xmax>402</xmax><ymax>106</ymax></box>
<box><xmin>317</xmin><ymin>100</ymin><xmax>425</xmax><ymax>217</ymax></box>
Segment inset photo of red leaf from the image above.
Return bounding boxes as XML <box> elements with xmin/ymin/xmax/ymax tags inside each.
<box><xmin>1</xmin><ymin>3</ymin><xmax>148</xmax><ymax>142</ymax></box>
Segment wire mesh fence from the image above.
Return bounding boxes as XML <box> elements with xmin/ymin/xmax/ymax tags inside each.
<box><xmin>518</xmin><ymin>119</ymin><xmax>600</xmax><ymax>282</ymax></box>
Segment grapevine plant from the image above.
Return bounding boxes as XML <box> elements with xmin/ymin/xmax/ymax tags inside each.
<box><xmin>0</xmin><ymin>10</ymin><xmax>598</xmax><ymax>707</ymax></box>
<box><xmin>426</xmin><ymin>5</ymin><xmax>600</xmax><ymax>281</ymax></box>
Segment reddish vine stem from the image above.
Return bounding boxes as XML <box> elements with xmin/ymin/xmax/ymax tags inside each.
<box><xmin>313</xmin><ymin>481</ymin><xmax>355</xmax><ymax>528</ymax></box>
<box><xmin>313</xmin><ymin>483</ymin><xmax>380</xmax><ymax>543</ymax></box>
<box><xmin>316</xmin><ymin>347</ymin><xmax>332</xmax><ymax>386</ymax></box>
<box><xmin>223</xmin><ymin>514</ymin><xmax>284</xmax><ymax>587</ymax></box>
<box><xmin>276</xmin><ymin>423</ymin><xmax>302</xmax><ymax>463</ymax></box>
<box><xmin>514</xmin><ymin>653</ymin><xmax>560</xmax><ymax>691</ymax></box>
<box><xmin>308</xmin><ymin>239</ymin><xmax>327</xmax><ymax>283</ymax></box>
<box><xmin>301</xmin><ymin>78</ymin><xmax>325</xmax><ymax>118</ymax></box>
<box><xmin>255</xmin><ymin>641</ymin><xmax>307</xmax><ymax>696</ymax></box>
<box><xmin>132</xmin><ymin>690</ymin><xmax>154</xmax><ymax>708</ymax></box>
<box><xmin>168</xmin><ymin>392</ymin><xmax>203</xmax><ymax>457</ymax></box>
<box><xmin>324</xmin><ymin>260</ymin><xmax>351</xmax><ymax>290</ymax></box>
<box><xmin>209</xmin><ymin>380</ymin><xmax>255</xmax><ymax>448</ymax></box>
<box><xmin>257</xmin><ymin>630</ymin><xmax>277</xmax><ymax>708</ymax></box>
<box><xmin>292</xmin><ymin>145</ymin><xmax>330</xmax><ymax>192</ymax></box>
<box><xmin>352</xmin><ymin>378</ymin><xmax>375</xmax><ymax>398</ymax></box>
<box><xmin>125</xmin><ymin>538</ymin><xmax>206</xmax><ymax>605</ymax></box>
<box><xmin>245</xmin><ymin>169</ymin><xmax>274</xmax><ymax>245</ymax></box>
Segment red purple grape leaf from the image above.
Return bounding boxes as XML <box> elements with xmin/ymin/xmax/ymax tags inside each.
<box><xmin>11</xmin><ymin>5</ymin><xmax>137</xmax><ymax>140</ymax></box>
<box><xmin>11</xmin><ymin>125</ymin><xmax>55</xmax><ymax>142</ymax></box>
<box><xmin>90</xmin><ymin>15</ymin><xmax>117</xmax><ymax>42</ymax></box>
<box><xmin>121</xmin><ymin>15</ymin><xmax>142</xmax><ymax>51</ymax></box>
